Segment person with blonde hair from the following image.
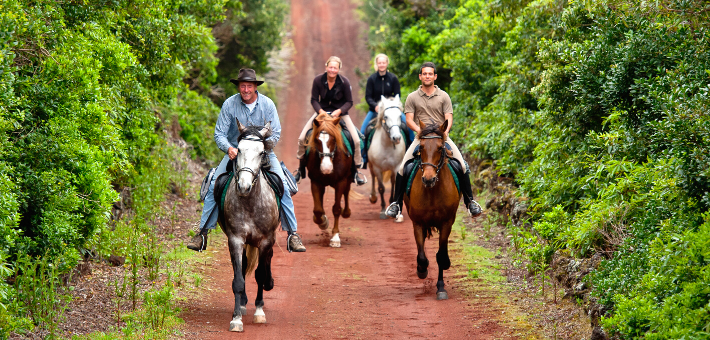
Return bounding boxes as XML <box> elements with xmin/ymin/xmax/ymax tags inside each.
<box><xmin>294</xmin><ymin>56</ymin><xmax>367</xmax><ymax>185</ymax></box>
<box><xmin>360</xmin><ymin>53</ymin><xmax>412</xmax><ymax>168</ymax></box>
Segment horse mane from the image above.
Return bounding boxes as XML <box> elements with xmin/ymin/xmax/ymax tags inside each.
<box><xmin>307</xmin><ymin>113</ymin><xmax>346</xmax><ymax>153</ymax></box>
<box><xmin>419</xmin><ymin>123</ymin><xmax>453</xmax><ymax>158</ymax></box>
<box><xmin>419</xmin><ymin>123</ymin><xmax>445</xmax><ymax>138</ymax></box>
<box><xmin>238</xmin><ymin>125</ymin><xmax>274</xmax><ymax>151</ymax></box>
<box><xmin>375</xmin><ymin>97</ymin><xmax>404</xmax><ymax>129</ymax></box>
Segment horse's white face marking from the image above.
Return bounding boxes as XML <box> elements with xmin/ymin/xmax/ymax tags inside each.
<box><xmin>381</xmin><ymin>97</ymin><xmax>403</xmax><ymax>144</ymax></box>
<box><xmin>318</xmin><ymin>132</ymin><xmax>333</xmax><ymax>174</ymax></box>
<box><xmin>236</xmin><ymin>138</ymin><xmax>265</xmax><ymax>195</ymax></box>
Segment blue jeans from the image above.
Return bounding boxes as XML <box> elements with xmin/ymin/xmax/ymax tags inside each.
<box><xmin>360</xmin><ymin>110</ymin><xmax>414</xmax><ymax>142</ymax></box>
<box><xmin>199</xmin><ymin>153</ymin><xmax>298</xmax><ymax>233</ymax></box>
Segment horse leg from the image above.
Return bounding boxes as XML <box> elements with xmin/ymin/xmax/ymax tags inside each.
<box><xmin>413</xmin><ymin>223</ymin><xmax>428</xmax><ymax>279</ymax></box>
<box><xmin>254</xmin><ymin>241</ymin><xmax>274</xmax><ymax>324</ymax></box>
<box><xmin>435</xmin><ymin>221</ymin><xmax>453</xmax><ymax>300</ymax></box>
<box><xmin>369</xmin><ymin>167</ymin><xmax>378</xmax><ymax>204</ymax></box>
<box><xmin>227</xmin><ymin>237</ymin><xmax>245</xmax><ymax>332</ymax></box>
<box><xmin>239</xmin><ymin>250</ymin><xmax>248</xmax><ymax>316</ymax></box>
<box><xmin>311</xmin><ymin>181</ymin><xmax>328</xmax><ymax>230</ymax></box>
<box><xmin>377</xmin><ymin>171</ymin><xmax>386</xmax><ymax>219</ymax></box>
<box><xmin>330</xmin><ymin>183</ymin><xmax>345</xmax><ymax>248</ymax></box>
<box><xmin>391</xmin><ymin>173</ymin><xmax>404</xmax><ymax>223</ymax></box>
<box><xmin>342</xmin><ymin>181</ymin><xmax>352</xmax><ymax>218</ymax></box>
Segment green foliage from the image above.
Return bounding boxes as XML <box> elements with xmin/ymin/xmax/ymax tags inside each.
<box><xmin>363</xmin><ymin>0</ymin><xmax>710</xmax><ymax>337</ymax></box>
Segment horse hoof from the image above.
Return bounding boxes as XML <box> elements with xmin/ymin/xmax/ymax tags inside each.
<box><xmin>395</xmin><ymin>214</ymin><xmax>404</xmax><ymax>223</ymax></box>
<box><xmin>240</xmin><ymin>306</ymin><xmax>247</xmax><ymax>316</ymax></box>
<box><xmin>229</xmin><ymin>319</ymin><xmax>244</xmax><ymax>332</ymax></box>
<box><xmin>317</xmin><ymin>215</ymin><xmax>329</xmax><ymax>230</ymax></box>
<box><xmin>253</xmin><ymin>307</ymin><xmax>266</xmax><ymax>324</ymax></box>
<box><xmin>342</xmin><ymin>208</ymin><xmax>351</xmax><ymax>218</ymax></box>
<box><xmin>330</xmin><ymin>233</ymin><xmax>341</xmax><ymax>248</ymax></box>
<box><xmin>380</xmin><ymin>212</ymin><xmax>387</xmax><ymax>219</ymax></box>
<box><xmin>436</xmin><ymin>291</ymin><xmax>449</xmax><ymax>300</ymax></box>
<box><xmin>369</xmin><ymin>195</ymin><xmax>377</xmax><ymax>204</ymax></box>
<box><xmin>417</xmin><ymin>269</ymin><xmax>428</xmax><ymax>279</ymax></box>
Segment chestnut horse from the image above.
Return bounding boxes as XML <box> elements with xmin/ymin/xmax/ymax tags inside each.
<box><xmin>305</xmin><ymin>112</ymin><xmax>353</xmax><ymax>247</ymax></box>
<box><xmin>403</xmin><ymin>120</ymin><xmax>461</xmax><ymax>300</ymax></box>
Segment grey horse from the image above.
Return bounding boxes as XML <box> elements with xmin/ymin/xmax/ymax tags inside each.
<box><xmin>217</xmin><ymin>120</ymin><xmax>280</xmax><ymax>332</ymax></box>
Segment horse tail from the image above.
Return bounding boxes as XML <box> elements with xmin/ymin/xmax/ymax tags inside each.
<box><xmin>244</xmin><ymin>244</ymin><xmax>259</xmax><ymax>277</ymax></box>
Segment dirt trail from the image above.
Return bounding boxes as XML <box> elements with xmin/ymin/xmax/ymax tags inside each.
<box><xmin>181</xmin><ymin>1</ymin><xmax>511</xmax><ymax>338</ymax></box>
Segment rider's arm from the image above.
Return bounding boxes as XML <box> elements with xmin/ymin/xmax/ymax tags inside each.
<box><xmin>264</xmin><ymin>97</ymin><xmax>281</xmax><ymax>146</ymax></box>
<box><xmin>311</xmin><ymin>75</ymin><xmax>323</xmax><ymax>113</ymax></box>
<box><xmin>444</xmin><ymin>113</ymin><xmax>453</xmax><ymax>135</ymax></box>
<box><xmin>214</xmin><ymin>97</ymin><xmax>235</xmax><ymax>155</ymax></box>
<box><xmin>406</xmin><ymin>112</ymin><xmax>419</xmax><ymax>134</ymax></box>
<box><xmin>338</xmin><ymin>76</ymin><xmax>354</xmax><ymax>114</ymax></box>
<box><xmin>365</xmin><ymin>75</ymin><xmax>377</xmax><ymax>110</ymax></box>
<box><xmin>392</xmin><ymin>74</ymin><xmax>401</xmax><ymax>98</ymax></box>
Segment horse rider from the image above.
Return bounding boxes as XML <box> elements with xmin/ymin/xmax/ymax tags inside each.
<box><xmin>385</xmin><ymin>62</ymin><xmax>482</xmax><ymax>218</ymax></box>
<box><xmin>293</xmin><ymin>56</ymin><xmax>367</xmax><ymax>185</ymax></box>
<box><xmin>360</xmin><ymin>53</ymin><xmax>414</xmax><ymax>169</ymax></box>
<box><xmin>187</xmin><ymin>68</ymin><xmax>307</xmax><ymax>253</ymax></box>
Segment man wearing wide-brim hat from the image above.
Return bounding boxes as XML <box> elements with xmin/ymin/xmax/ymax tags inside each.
<box><xmin>187</xmin><ymin>68</ymin><xmax>306</xmax><ymax>252</ymax></box>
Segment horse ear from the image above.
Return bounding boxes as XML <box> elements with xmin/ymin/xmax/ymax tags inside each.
<box><xmin>394</xmin><ymin>94</ymin><xmax>400</xmax><ymax>102</ymax></box>
<box><xmin>380</xmin><ymin>95</ymin><xmax>386</xmax><ymax>102</ymax></box>
<box><xmin>418</xmin><ymin>120</ymin><xmax>426</xmax><ymax>131</ymax></box>
<box><xmin>440</xmin><ymin>120</ymin><xmax>449</xmax><ymax>134</ymax></box>
<box><xmin>313</xmin><ymin>117</ymin><xmax>321</xmax><ymax>127</ymax></box>
<box><xmin>259</xmin><ymin>122</ymin><xmax>272</xmax><ymax>138</ymax></box>
<box><xmin>236</xmin><ymin>118</ymin><xmax>246</xmax><ymax>133</ymax></box>
<box><xmin>333</xmin><ymin>116</ymin><xmax>341</xmax><ymax>126</ymax></box>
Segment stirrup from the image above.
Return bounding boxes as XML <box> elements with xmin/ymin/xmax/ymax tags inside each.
<box><xmin>385</xmin><ymin>202</ymin><xmax>401</xmax><ymax>218</ymax></box>
<box><xmin>468</xmin><ymin>200</ymin><xmax>483</xmax><ymax>217</ymax></box>
<box><xmin>354</xmin><ymin>171</ymin><xmax>367</xmax><ymax>186</ymax></box>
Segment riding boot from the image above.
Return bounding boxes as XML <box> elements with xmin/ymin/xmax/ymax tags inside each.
<box><xmin>459</xmin><ymin>170</ymin><xmax>482</xmax><ymax>217</ymax></box>
<box><xmin>353</xmin><ymin>162</ymin><xmax>368</xmax><ymax>186</ymax></box>
<box><xmin>187</xmin><ymin>227</ymin><xmax>209</xmax><ymax>252</ymax></box>
<box><xmin>293</xmin><ymin>156</ymin><xmax>307</xmax><ymax>184</ymax></box>
<box><xmin>385</xmin><ymin>173</ymin><xmax>407</xmax><ymax>218</ymax></box>
<box><xmin>361</xmin><ymin>149</ymin><xmax>368</xmax><ymax>170</ymax></box>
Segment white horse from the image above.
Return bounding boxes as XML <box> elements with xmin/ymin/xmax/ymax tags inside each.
<box><xmin>367</xmin><ymin>95</ymin><xmax>407</xmax><ymax>221</ymax></box>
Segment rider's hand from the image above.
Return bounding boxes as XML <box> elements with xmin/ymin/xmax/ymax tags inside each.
<box><xmin>228</xmin><ymin>147</ymin><xmax>239</xmax><ymax>160</ymax></box>
<box><xmin>319</xmin><ymin>109</ymin><xmax>328</xmax><ymax>116</ymax></box>
<box><xmin>331</xmin><ymin>109</ymin><xmax>341</xmax><ymax>117</ymax></box>
<box><xmin>375</xmin><ymin>106</ymin><xmax>379</xmax><ymax>113</ymax></box>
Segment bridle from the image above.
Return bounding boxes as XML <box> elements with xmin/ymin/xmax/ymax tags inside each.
<box><xmin>317</xmin><ymin>131</ymin><xmax>335</xmax><ymax>159</ymax></box>
<box><xmin>418</xmin><ymin>134</ymin><xmax>447</xmax><ymax>184</ymax></box>
<box><xmin>236</xmin><ymin>134</ymin><xmax>267</xmax><ymax>188</ymax></box>
<box><xmin>380</xmin><ymin>106</ymin><xmax>402</xmax><ymax>139</ymax></box>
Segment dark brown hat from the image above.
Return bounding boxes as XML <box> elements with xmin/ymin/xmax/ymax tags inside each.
<box><xmin>230</xmin><ymin>68</ymin><xmax>264</xmax><ymax>86</ymax></box>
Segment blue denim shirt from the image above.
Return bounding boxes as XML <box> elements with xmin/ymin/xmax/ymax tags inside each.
<box><xmin>214</xmin><ymin>92</ymin><xmax>281</xmax><ymax>154</ymax></box>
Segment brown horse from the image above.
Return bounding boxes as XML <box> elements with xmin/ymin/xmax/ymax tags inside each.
<box><xmin>305</xmin><ymin>112</ymin><xmax>353</xmax><ymax>247</ymax></box>
<box><xmin>404</xmin><ymin>120</ymin><xmax>461</xmax><ymax>300</ymax></box>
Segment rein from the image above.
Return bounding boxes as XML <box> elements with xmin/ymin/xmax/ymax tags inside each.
<box><xmin>418</xmin><ymin>135</ymin><xmax>447</xmax><ymax>184</ymax></box>
<box><xmin>236</xmin><ymin>134</ymin><xmax>267</xmax><ymax>188</ymax></box>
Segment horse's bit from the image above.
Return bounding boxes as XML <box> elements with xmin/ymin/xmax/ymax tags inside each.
<box><xmin>317</xmin><ymin>131</ymin><xmax>335</xmax><ymax>159</ymax></box>
<box><xmin>418</xmin><ymin>135</ymin><xmax>447</xmax><ymax>183</ymax></box>
<box><xmin>236</xmin><ymin>135</ymin><xmax>267</xmax><ymax>187</ymax></box>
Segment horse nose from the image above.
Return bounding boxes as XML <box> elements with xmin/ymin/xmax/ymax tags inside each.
<box><xmin>320</xmin><ymin>159</ymin><xmax>334</xmax><ymax>174</ymax></box>
<box><xmin>422</xmin><ymin>176</ymin><xmax>436</xmax><ymax>188</ymax></box>
<box><xmin>392</xmin><ymin>135</ymin><xmax>401</xmax><ymax>144</ymax></box>
<box><xmin>238</xmin><ymin>177</ymin><xmax>252</xmax><ymax>196</ymax></box>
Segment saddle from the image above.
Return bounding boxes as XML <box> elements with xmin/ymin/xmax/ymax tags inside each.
<box><xmin>305</xmin><ymin>120</ymin><xmax>364</xmax><ymax>157</ymax></box>
<box><xmin>403</xmin><ymin>150</ymin><xmax>463</xmax><ymax>195</ymax></box>
<box><xmin>214</xmin><ymin>160</ymin><xmax>284</xmax><ymax>227</ymax></box>
<box><xmin>362</xmin><ymin>119</ymin><xmax>412</xmax><ymax>159</ymax></box>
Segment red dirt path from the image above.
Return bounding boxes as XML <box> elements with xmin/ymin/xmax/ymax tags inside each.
<box><xmin>181</xmin><ymin>0</ymin><xmax>510</xmax><ymax>338</ymax></box>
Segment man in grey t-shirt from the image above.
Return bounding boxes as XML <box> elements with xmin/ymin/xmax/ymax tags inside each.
<box><xmin>385</xmin><ymin>62</ymin><xmax>482</xmax><ymax>218</ymax></box>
